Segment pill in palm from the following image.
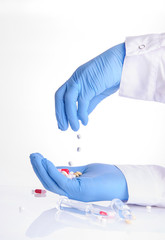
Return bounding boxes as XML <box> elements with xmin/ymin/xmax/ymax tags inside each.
<box><xmin>58</xmin><ymin>168</ymin><xmax>82</xmax><ymax>178</ymax></box>
<box><xmin>74</xmin><ymin>172</ymin><xmax>81</xmax><ymax>177</ymax></box>
<box><xmin>61</xmin><ymin>171</ymin><xmax>68</xmax><ymax>177</ymax></box>
<box><xmin>61</xmin><ymin>169</ymin><xmax>69</xmax><ymax>174</ymax></box>
<box><xmin>68</xmin><ymin>174</ymin><xmax>76</xmax><ymax>179</ymax></box>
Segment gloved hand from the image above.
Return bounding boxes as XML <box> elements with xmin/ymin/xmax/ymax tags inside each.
<box><xmin>30</xmin><ymin>153</ymin><xmax>128</xmax><ymax>202</ymax></box>
<box><xmin>55</xmin><ymin>43</ymin><xmax>125</xmax><ymax>131</ymax></box>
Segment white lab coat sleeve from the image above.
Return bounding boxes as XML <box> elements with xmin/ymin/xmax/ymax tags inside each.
<box><xmin>119</xmin><ymin>33</ymin><xmax>165</xmax><ymax>103</ymax></box>
<box><xmin>116</xmin><ymin>165</ymin><xmax>165</xmax><ymax>207</ymax></box>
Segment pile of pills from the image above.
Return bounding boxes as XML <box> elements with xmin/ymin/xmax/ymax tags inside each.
<box><xmin>58</xmin><ymin>169</ymin><xmax>82</xmax><ymax>179</ymax></box>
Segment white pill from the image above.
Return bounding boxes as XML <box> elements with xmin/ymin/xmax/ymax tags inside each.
<box><xmin>77</xmin><ymin>147</ymin><xmax>81</xmax><ymax>152</ymax></box>
<box><xmin>69</xmin><ymin>174</ymin><xmax>76</xmax><ymax>179</ymax></box>
<box><xmin>69</xmin><ymin>172</ymin><xmax>76</xmax><ymax>179</ymax></box>
<box><xmin>19</xmin><ymin>206</ymin><xmax>24</xmax><ymax>213</ymax></box>
<box><xmin>146</xmin><ymin>206</ymin><xmax>152</xmax><ymax>212</ymax></box>
<box><xmin>68</xmin><ymin>175</ymin><xmax>72</xmax><ymax>179</ymax></box>
<box><xmin>68</xmin><ymin>174</ymin><xmax>76</xmax><ymax>179</ymax></box>
<box><xmin>61</xmin><ymin>171</ymin><xmax>68</xmax><ymax>177</ymax></box>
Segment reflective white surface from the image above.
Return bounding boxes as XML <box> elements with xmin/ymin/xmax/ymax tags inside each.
<box><xmin>0</xmin><ymin>186</ymin><xmax>165</xmax><ymax>240</ymax></box>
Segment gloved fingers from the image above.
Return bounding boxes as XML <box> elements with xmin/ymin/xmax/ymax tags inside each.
<box><xmin>30</xmin><ymin>153</ymin><xmax>67</xmax><ymax>196</ymax></box>
<box><xmin>77</xmin><ymin>98</ymin><xmax>89</xmax><ymax>126</ymax></box>
<box><xmin>30</xmin><ymin>153</ymin><xmax>50</xmax><ymax>190</ymax></box>
<box><xmin>64</xmin><ymin>80</ymin><xmax>80</xmax><ymax>131</ymax></box>
<box><xmin>30</xmin><ymin>159</ymin><xmax>50</xmax><ymax>190</ymax></box>
<box><xmin>46</xmin><ymin>160</ymin><xmax>82</xmax><ymax>198</ymax></box>
<box><xmin>55</xmin><ymin>84</ymin><xmax>68</xmax><ymax>131</ymax></box>
<box><xmin>45</xmin><ymin>159</ymin><xmax>75</xmax><ymax>191</ymax></box>
<box><xmin>88</xmin><ymin>85</ymin><xmax>119</xmax><ymax>114</ymax></box>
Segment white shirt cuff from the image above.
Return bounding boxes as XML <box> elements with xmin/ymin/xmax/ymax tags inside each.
<box><xmin>119</xmin><ymin>33</ymin><xmax>165</xmax><ymax>103</ymax></box>
<box><xmin>116</xmin><ymin>165</ymin><xmax>165</xmax><ymax>207</ymax></box>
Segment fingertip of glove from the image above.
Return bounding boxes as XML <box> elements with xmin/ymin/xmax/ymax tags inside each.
<box><xmin>81</xmin><ymin>118</ymin><xmax>88</xmax><ymax>126</ymax></box>
<box><xmin>58</xmin><ymin>121</ymin><xmax>69</xmax><ymax>131</ymax></box>
<box><xmin>29</xmin><ymin>153</ymin><xmax>44</xmax><ymax>163</ymax></box>
<box><xmin>70</xmin><ymin>120</ymin><xmax>80</xmax><ymax>132</ymax></box>
<box><xmin>29</xmin><ymin>153</ymin><xmax>36</xmax><ymax>161</ymax></box>
<box><xmin>72</xmin><ymin>125</ymin><xmax>79</xmax><ymax>132</ymax></box>
<box><xmin>78</xmin><ymin>111</ymin><xmax>88</xmax><ymax>127</ymax></box>
<box><xmin>30</xmin><ymin>152</ymin><xmax>43</xmax><ymax>158</ymax></box>
<box><xmin>58</xmin><ymin>125</ymin><xmax>68</xmax><ymax>131</ymax></box>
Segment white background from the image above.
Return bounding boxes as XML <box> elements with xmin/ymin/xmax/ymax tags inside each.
<box><xmin>0</xmin><ymin>0</ymin><xmax>165</xmax><ymax>187</ymax></box>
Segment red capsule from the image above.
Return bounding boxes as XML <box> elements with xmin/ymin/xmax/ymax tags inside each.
<box><xmin>61</xmin><ymin>169</ymin><xmax>69</xmax><ymax>174</ymax></box>
<box><xmin>35</xmin><ymin>189</ymin><xmax>46</xmax><ymax>194</ymax></box>
<box><xmin>99</xmin><ymin>211</ymin><xmax>108</xmax><ymax>216</ymax></box>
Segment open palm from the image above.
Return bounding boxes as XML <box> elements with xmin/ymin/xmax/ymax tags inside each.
<box><xmin>30</xmin><ymin>153</ymin><xmax>128</xmax><ymax>202</ymax></box>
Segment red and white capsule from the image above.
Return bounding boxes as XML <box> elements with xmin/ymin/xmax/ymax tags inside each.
<box><xmin>32</xmin><ymin>189</ymin><xmax>47</xmax><ymax>194</ymax></box>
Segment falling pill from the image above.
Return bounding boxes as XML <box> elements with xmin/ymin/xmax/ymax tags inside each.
<box><xmin>68</xmin><ymin>161</ymin><xmax>73</xmax><ymax>166</ymax></box>
<box><xmin>77</xmin><ymin>147</ymin><xmax>81</xmax><ymax>152</ymax></box>
<box><xmin>77</xmin><ymin>134</ymin><xmax>81</xmax><ymax>139</ymax></box>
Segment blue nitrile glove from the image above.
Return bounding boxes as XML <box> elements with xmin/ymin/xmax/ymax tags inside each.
<box><xmin>30</xmin><ymin>153</ymin><xmax>128</xmax><ymax>202</ymax></box>
<box><xmin>55</xmin><ymin>43</ymin><xmax>126</xmax><ymax>131</ymax></box>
